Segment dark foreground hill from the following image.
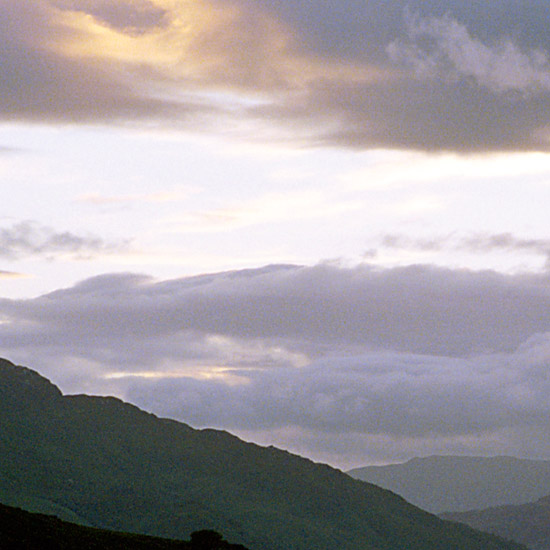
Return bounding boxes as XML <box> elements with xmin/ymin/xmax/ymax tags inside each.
<box><xmin>0</xmin><ymin>358</ymin><xmax>527</xmax><ymax>550</ymax></box>
<box><xmin>0</xmin><ymin>501</ymin><xmax>248</xmax><ymax>550</ymax></box>
<box><xmin>348</xmin><ymin>456</ymin><xmax>550</xmax><ymax>513</ymax></box>
<box><xmin>441</xmin><ymin>495</ymin><xmax>550</xmax><ymax>550</ymax></box>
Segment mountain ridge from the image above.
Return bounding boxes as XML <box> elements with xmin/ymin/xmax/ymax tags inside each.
<box><xmin>348</xmin><ymin>455</ymin><xmax>550</xmax><ymax>513</ymax></box>
<box><xmin>441</xmin><ymin>495</ymin><xmax>550</xmax><ymax>550</ymax></box>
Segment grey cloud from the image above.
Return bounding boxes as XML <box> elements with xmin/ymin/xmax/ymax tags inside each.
<box><xmin>460</xmin><ymin>233</ymin><xmax>550</xmax><ymax>256</ymax></box>
<box><xmin>388</xmin><ymin>12</ymin><xmax>550</xmax><ymax>95</ymax></box>
<box><xmin>2</xmin><ymin>262</ymin><xmax>550</xmax><ymax>466</ymax></box>
<box><xmin>377</xmin><ymin>232</ymin><xmax>550</xmax><ymax>266</ymax></box>
<box><xmin>0</xmin><ymin>221</ymin><xmax>128</xmax><ymax>259</ymax></box>
<box><xmin>245</xmin><ymin>0</ymin><xmax>550</xmax><ymax>151</ymax></box>
<box><xmin>252</xmin><ymin>0</ymin><xmax>550</xmax><ymax>61</ymax></box>
<box><xmin>2</xmin><ymin>264</ymin><xmax>550</xmax><ymax>362</ymax></box>
<box><xmin>379</xmin><ymin>234</ymin><xmax>445</xmax><ymax>252</ymax></box>
<box><xmin>253</xmin><ymin>63</ymin><xmax>550</xmax><ymax>152</ymax></box>
<box><xmin>125</xmin><ymin>338</ymin><xmax>550</xmax><ymax>438</ymax></box>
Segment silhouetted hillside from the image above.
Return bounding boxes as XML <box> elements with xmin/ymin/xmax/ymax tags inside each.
<box><xmin>0</xmin><ymin>501</ymin><xmax>248</xmax><ymax>549</ymax></box>
<box><xmin>348</xmin><ymin>456</ymin><xmax>550</xmax><ymax>512</ymax></box>
<box><xmin>442</xmin><ymin>495</ymin><xmax>550</xmax><ymax>550</ymax></box>
<box><xmin>0</xmin><ymin>358</ymin><xmax>527</xmax><ymax>550</ymax></box>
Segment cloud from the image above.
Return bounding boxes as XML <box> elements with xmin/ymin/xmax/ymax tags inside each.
<box><xmin>0</xmin><ymin>221</ymin><xmax>129</xmax><ymax>260</ymax></box>
<box><xmin>5</xmin><ymin>1</ymin><xmax>550</xmax><ymax>151</ymax></box>
<box><xmin>2</xmin><ymin>263</ymin><xmax>550</xmax><ymax>363</ymax></box>
<box><xmin>123</xmin><ymin>338</ymin><xmax>550</xmax><ymax>464</ymax></box>
<box><xmin>0</xmin><ymin>0</ymin><xmax>359</xmax><ymax>124</ymax></box>
<box><xmin>460</xmin><ymin>234</ymin><xmax>550</xmax><ymax>270</ymax></box>
<box><xmin>247</xmin><ymin>5</ymin><xmax>550</xmax><ymax>151</ymax></box>
<box><xmin>388</xmin><ymin>12</ymin><xmax>550</xmax><ymax>95</ymax></box>
<box><xmin>2</xmin><ymin>263</ymin><xmax>550</xmax><ymax>466</ymax></box>
<box><xmin>0</xmin><ymin>0</ymin><xmax>220</xmax><ymax>123</ymax></box>
<box><xmin>50</xmin><ymin>0</ymin><xmax>168</xmax><ymax>34</ymax></box>
<box><xmin>243</xmin><ymin>1</ymin><xmax>550</xmax><ymax>151</ymax></box>
<box><xmin>377</xmin><ymin>232</ymin><xmax>550</xmax><ymax>267</ymax></box>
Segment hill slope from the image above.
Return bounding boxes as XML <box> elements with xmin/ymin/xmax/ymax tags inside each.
<box><xmin>441</xmin><ymin>495</ymin><xmax>550</xmax><ymax>550</ymax></box>
<box><xmin>0</xmin><ymin>501</ymin><xmax>248</xmax><ymax>549</ymax></box>
<box><xmin>348</xmin><ymin>456</ymin><xmax>550</xmax><ymax>513</ymax></box>
<box><xmin>0</xmin><ymin>358</ymin><xmax>527</xmax><ymax>550</ymax></box>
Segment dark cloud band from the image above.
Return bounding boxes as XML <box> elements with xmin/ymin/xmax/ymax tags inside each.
<box><xmin>3</xmin><ymin>0</ymin><xmax>550</xmax><ymax>151</ymax></box>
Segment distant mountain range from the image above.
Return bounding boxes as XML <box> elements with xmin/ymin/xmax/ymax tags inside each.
<box><xmin>441</xmin><ymin>496</ymin><xmax>550</xmax><ymax>550</ymax></box>
<box><xmin>0</xmin><ymin>358</ymin><xmax>527</xmax><ymax>550</ymax></box>
<box><xmin>0</xmin><ymin>501</ymin><xmax>248</xmax><ymax>549</ymax></box>
<box><xmin>348</xmin><ymin>455</ymin><xmax>550</xmax><ymax>513</ymax></box>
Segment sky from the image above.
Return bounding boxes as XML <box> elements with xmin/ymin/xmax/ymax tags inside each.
<box><xmin>1</xmin><ymin>0</ymin><xmax>550</xmax><ymax>470</ymax></box>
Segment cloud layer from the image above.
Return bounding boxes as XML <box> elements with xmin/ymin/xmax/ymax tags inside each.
<box><xmin>4</xmin><ymin>0</ymin><xmax>550</xmax><ymax>151</ymax></box>
<box><xmin>2</xmin><ymin>263</ymin><xmax>550</xmax><ymax>466</ymax></box>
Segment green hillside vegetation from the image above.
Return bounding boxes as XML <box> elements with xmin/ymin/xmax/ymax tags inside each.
<box><xmin>0</xmin><ymin>358</ymin><xmax>528</xmax><ymax>550</ymax></box>
<box><xmin>348</xmin><ymin>456</ymin><xmax>550</xmax><ymax>513</ymax></box>
<box><xmin>441</xmin><ymin>495</ymin><xmax>550</xmax><ymax>550</ymax></box>
<box><xmin>0</xmin><ymin>501</ymin><xmax>248</xmax><ymax>549</ymax></box>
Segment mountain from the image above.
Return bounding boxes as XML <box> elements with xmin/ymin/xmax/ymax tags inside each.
<box><xmin>348</xmin><ymin>455</ymin><xmax>550</xmax><ymax>513</ymax></box>
<box><xmin>0</xmin><ymin>358</ymin><xmax>527</xmax><ymax>550</ymax></box>
<box><xmin>0</xmin><ymin>501</ymin><xmax>248</xmax><ymax>549</ymax></box>
<box><xmin>441</xmin><ymin>495</ymin><xmax>550</xmax><ymax>550</ymax></box>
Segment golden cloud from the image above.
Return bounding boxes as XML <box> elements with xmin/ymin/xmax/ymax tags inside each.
<box><xmin>43</xmin><ymin>0</ymin><xmax>383</xmax><ymax>91</ymax></box>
